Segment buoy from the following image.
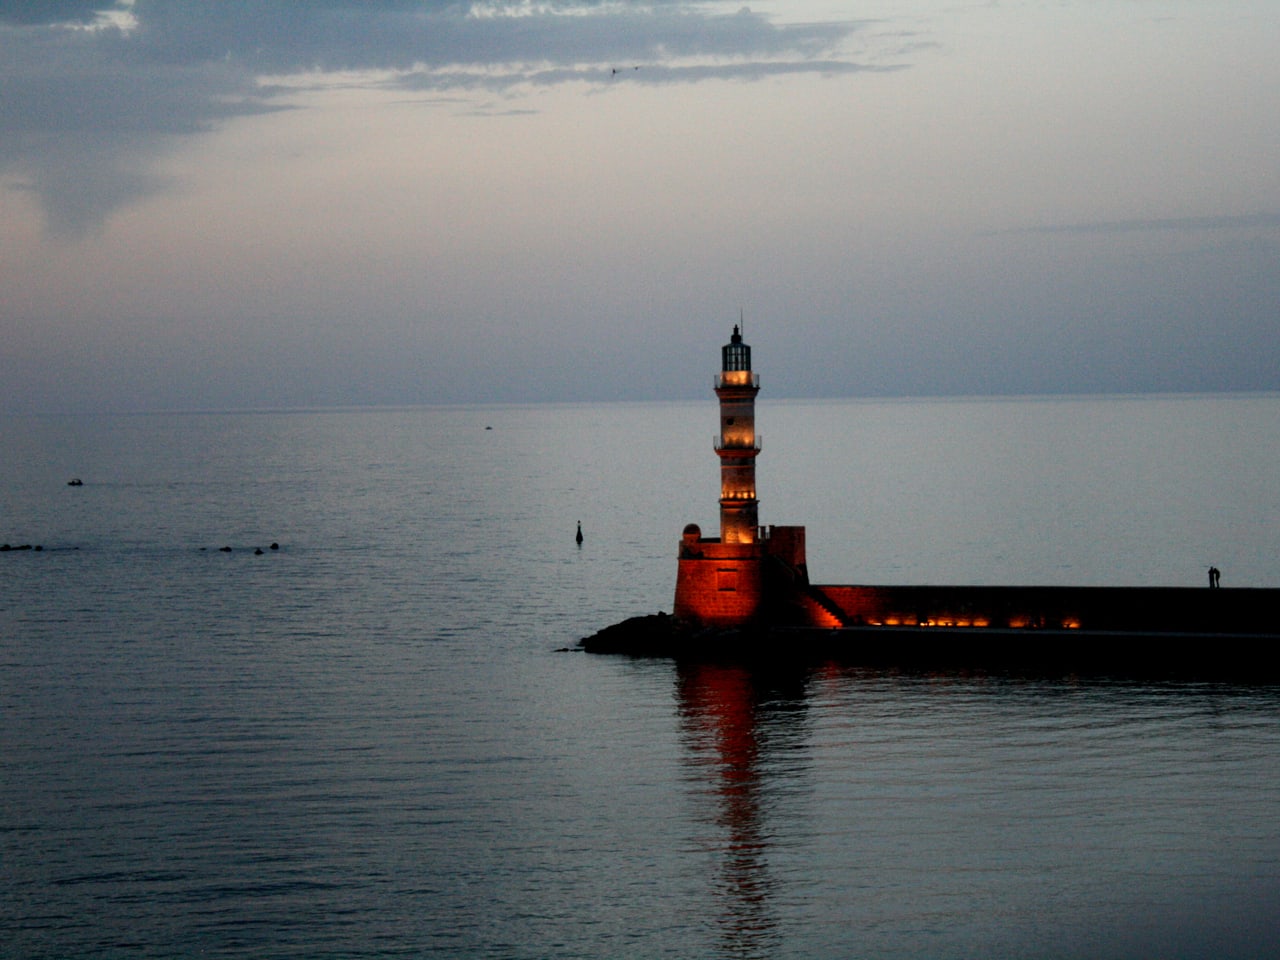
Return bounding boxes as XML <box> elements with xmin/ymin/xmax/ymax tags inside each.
<box><xmin>576</xmin><ymin>521</ymin><xmax>583</xmax><ymax>545</ymax></box>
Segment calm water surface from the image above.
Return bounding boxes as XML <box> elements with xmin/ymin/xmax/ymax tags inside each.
<box><xmin>3</xmin><ymin>396</ymin><xmax>1279</xmax><ymax>958</ymax></box>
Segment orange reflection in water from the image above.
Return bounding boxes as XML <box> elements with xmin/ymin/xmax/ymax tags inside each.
<box><xmin>676</xmin><ymin>662</ymin><xmax>810</xmax><ymax>958</ymax></box>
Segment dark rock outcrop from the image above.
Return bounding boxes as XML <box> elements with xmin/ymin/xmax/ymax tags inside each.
<box><xmin>579</xmin><ymin>612</ymin><xmax>689</xmax><ymax>655</ymax></box>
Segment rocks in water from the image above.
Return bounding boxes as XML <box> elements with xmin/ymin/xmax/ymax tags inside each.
<box><xmin>579</xmin><ymin>613</ymin><xmax>801</xmax><ymax>659</ymax></box>
<box><xmin>579</xmin><ymin>612</ymin><xmax>690</xmax><ymax>655</ymax></box>
<box><xmin>5</xmin><ymin>539</ymin><xmax>279</xmax><ymax>556</ymax></box>
<box><xmin>209</xmin><ymin>541</ymin><xmax>281</xmax><ymax>554</ymax></box>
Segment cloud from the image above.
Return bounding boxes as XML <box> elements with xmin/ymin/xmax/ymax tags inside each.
<box><xmin>399</xmin><ymin>58</ymin><xmax>898</xmax><ymax>91</ymax></box>
<box><xmin>0</xmin><ymin>1</ymin><xmax>107</xmax><ymax>25</ymax></box>
<box><xmin>0</xmin><ymin>1</ymin><xmax>874</xmax><ymax>234</ymax></box>
<box><xmin>992</xmin><ymin>213</ymin><xmax>1280</xmax><ymax>237</ymax></box>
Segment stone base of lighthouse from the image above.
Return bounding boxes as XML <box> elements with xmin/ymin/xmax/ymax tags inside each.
<box><xmin>674</xmin><ymin>523</ymin><xmax>812</xmax><ymax>628</ymax></box>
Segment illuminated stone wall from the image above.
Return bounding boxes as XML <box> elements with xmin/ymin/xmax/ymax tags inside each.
<box><xmin>674</xmin><ymin>524</ymin><xmax>814</xmax><ymax>627</ymax></box>
<box><xmin>673</xmin><ymin>532</ymin><xmax>765</xmax><ymax>627</ymax></box>
<box><xmin>811</xmin><ymin>584</ymin><xmax>1271</xmax><ymax>634</ymax></box>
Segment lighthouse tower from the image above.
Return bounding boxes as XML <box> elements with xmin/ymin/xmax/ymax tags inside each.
<box><xmin>673</xmin><ymin>323</ymin><xmax>811</xmax><ymax>628</ymax></box>
<box><xmin>673</xmin><ymin>323</ymin><xmax>784</xmax><ymax>627</ymax></box>
<box><xmin>715</xmin><ymin>325</ymin><xmax>760</xmax><ymax>543</ymax></box>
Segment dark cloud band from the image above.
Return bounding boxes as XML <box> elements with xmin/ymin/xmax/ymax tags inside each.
<box><xmin>0</xmin><ymin>1</ymin><xmax>870</xmax><ymax>233</ymax></box>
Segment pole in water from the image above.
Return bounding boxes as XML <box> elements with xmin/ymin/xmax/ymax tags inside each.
<box><xmin>576</xmin><ymin>521</ymin><xmax>583</xmax><ymax>545</ymax></box>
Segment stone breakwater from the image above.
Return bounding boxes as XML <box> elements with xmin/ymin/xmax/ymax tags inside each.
<box><xmin>579</xmin><ymin>595</ymin><xmax>1280</xmax><ymax>680</ymax></box>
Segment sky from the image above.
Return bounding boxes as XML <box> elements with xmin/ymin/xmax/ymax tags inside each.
<box><xmin>2</xmin><ymin>0</ymin><xmax>1278</xmax><ymax>413</ymax></box>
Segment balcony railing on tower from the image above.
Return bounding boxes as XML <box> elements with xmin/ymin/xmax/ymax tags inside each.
<box><xmin>714</xmin><ymin>373</ymin><xmax>760</xmax><ymax>389</ymax></box>
<box><xmin>713</xmin><ymin>435</ymin><xmax>762</xmax><ymax>452</ymax></box>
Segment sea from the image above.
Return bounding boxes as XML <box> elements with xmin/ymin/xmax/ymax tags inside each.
<box><xmin>3</xmin><ymin>394</ymin><xmax>1279</xmax><ymax>959</ymax></box>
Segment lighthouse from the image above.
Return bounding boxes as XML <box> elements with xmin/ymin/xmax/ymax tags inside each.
<box><xmin>715</xmin><ymin>325</ymin><xmax>760</xmax><ymax>543</ymax></box>
<box><xmin>674</xmin><ymin>323</ymin><xmax>810</xmax><ymax>628</ymax></box>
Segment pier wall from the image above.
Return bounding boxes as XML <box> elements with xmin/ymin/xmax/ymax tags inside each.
<box><xmin>810</xmin><ymin>584</ymin><xmax>1280</xmax><ymax>635</ymax></box>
